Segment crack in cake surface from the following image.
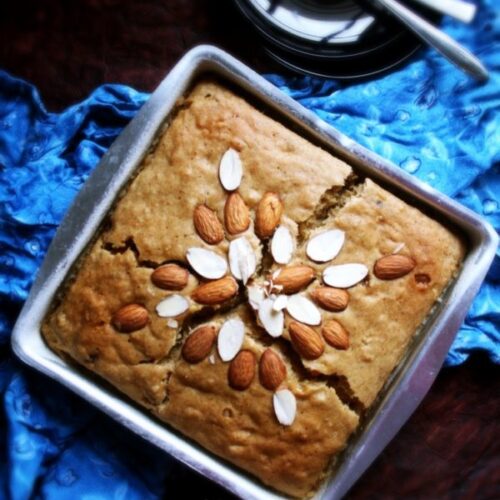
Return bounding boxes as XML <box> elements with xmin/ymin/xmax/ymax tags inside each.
<box><xmin>95</xmin><ymin>146</ymin><xmax>366</xmax><ymax>422</ymax></box>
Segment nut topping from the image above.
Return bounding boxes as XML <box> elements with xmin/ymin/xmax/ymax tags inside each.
<box><xmin>219</xmin><ymin>148</ymin><xmax>243</xmax><ymax>191</ymax></box>
<box><xmin>310</xmin><ymin>287</ymin><xmax>349</xmax><ymax>312</ymax></box>
<box><xmin>258</xmin><ymin>297</ymin><xmax>284</xmax><ymax>338</ymax></box>
<box><xmin>151</xmin><ymin>264</ymin><xmax>189</xmax><ymax>290</ymax></box>
<box><xmin>193</xmin><ymin>204</ymin><xmax>224</xmax><ymax>245</ymax></box>
<box><xmin>286</xmin><ymin>294</ymin><xmax>322</xmax><ymax>326</ymax></box>
<box><xmin>322</xmin><ymin>320</ymin><xmax>350</xmax><ymax>350</ymax></box>
<box><xmin>217</xmin><ymin>318</ymin><xmax>245</xmax><ymax>361</ymax></box>
<box><xmin>186</xmin><ymin>247</ymin><xmax>227</xmax><ymax>280</ymax></box>
<box><xmin>228</xmin><ymin>350</ymin><xmax>256</xmax><ymax>390</ymax></box>
<box><xmin>112</xmin><ymin>304</ymin><xmax>149</xmax><ymax>333</ymax></box>
<box><xmin>288</xmin><ymin>321</ymin><xmax>325</xmax><ymax>360</ymax></box>
<box><xmin>225</xmin><ymin>192</ymin><xmax>250</xmax><ymax>235</ymax></box>
<box><xmin>182</xmin><ymin>325</ymin><xmax>217</xmax><ymax>363</ymax></box>
<box><xmin>156</xmin><ymin>294</ymin><xmax>190</xmax><ymax>318</ymax></box>
<box><xmin>228</xmin><ymin>237</ymin><xmax>256</xmax><ymax>284</ymax></box>
<box><xmin>272</xmin><ymin>295</ymin><xmax>288</xmax><ymax>312</ymax></box>
<box><xmin>271</xmin><ymin>225</ymin><xmax>294</xmax><ymax>265</ymax></box>
<box><xmin>191</xmin><ymin>276</ymin><xmax>238</xmax><ymax>305</ymax></box>
<box><xmin>323</xmin><ymin>263</ymin><xmax>368</xmax><ymax>288</ymax></box>
<box><xmin>255</xmin><ymin>192</ymin><xmax>283</xmax><ymax>239</ymax></box>
<box><xmin>273</xmin><ymin>389</ymin><xmax>296</xmax><ymax>426</ymax></box>
<box><xmin>259</xmin><ymin>349</ymin><xmax>287</xmax><ymax>390</ymax></box>
<box><xmin>374</xmin><ymin>254</ymin><xmax>416</xmax><ymax>280</ymax></box>
<box><xmin>272</xmin><ymin>265</ymin><xmax>315</xmax><ymax>294</ymax></box>
<box><xmin>306</xmin><ymin>229</ymin><xmax>345</xmax><ymax>263</ymax></box>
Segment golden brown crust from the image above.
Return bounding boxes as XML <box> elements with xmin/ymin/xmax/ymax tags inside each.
<box><xmin>157</xmin><ymin>308</ymin><xmax>359</xmax><ymax>498</ymax></box>
<box><xmin>283</xmin><ymin>179</ymin><xmax>466</xmax><ymax>407</ymax></box>
<box><xmin>102</xmin><ymin>81</ymin><xmax>352</xmax><ymax>263</ymax></box>
<box><xmin>41</xmin><ymin>80</ymin><xmax>465</xmax><ymax>497</ymax></box>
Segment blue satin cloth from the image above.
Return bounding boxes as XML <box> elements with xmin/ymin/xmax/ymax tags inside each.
<box><xmin>1</xmin><ymin>1</ymin><xmax>499</xmax><ymax>497</ymax></box>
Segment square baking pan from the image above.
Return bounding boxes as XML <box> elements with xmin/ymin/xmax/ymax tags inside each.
<box><xmin>11</xmin><ymin>45</ymin><xmax>498</xmax><ymax>499</ymax></box>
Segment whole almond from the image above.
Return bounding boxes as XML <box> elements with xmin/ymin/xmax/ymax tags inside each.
<box><xmin>322</xmin><ymin>320</ymin><xmax>350</xmax><ymax>350</ymax></box>
<box><xmin>228</xmin><ymin>350</ymin><xmax>256</xmax><ymax>390</ymax></box>
<box><xmin>191</xmin><ymin>276</ymin><xmax>238</xmax><ymax>305</ymax></box>
<box><xmin>310</xmin><ymin>287</ymin><xmax>349</xmax><ymax>312</ymax></box>
<box><xmin>259</xmin><ymin>348</ymin><xmax>287</xmax><ymax>390</ymax></box>
<box><xmin>374</xmin><ymin>254</ymin><xmax>416</xmax><ymax>280</ymax></box>
<box><xmin>193</xmin><ymin>204</ymin><xmax>224</xmax><ymax>245</ymax></box>
<box><xmin>182</xmin><ymin>325</ymin><xmax>217</xmax><ymax>363</ymax></box>
<box><xmin>288</xmin><ymin>321</ymin><xmax>324</xmax><ymax>360</ymax></box>
<box><xmin>255</xmin><ymin>192</ymin><xmax>283</xmax><ymax>239</ymax></box>
<box><xmin>225</xmin><ymin>192</ymin><xmax>250</xmax><ymax>235</ymax></box>
<box><xmin>112</xmin><ymin>304</ymin><xmax>149</xmax><ymax>333</ymax></box>
<box><xmin>273</xmin><ymin>265</ymin><xmax>315</xmax><ymax>294</ymax></box>
<box><xmin>151</xmin><ymin>264</ymin><xmax>189</xmax><ymax>290</ymax></box>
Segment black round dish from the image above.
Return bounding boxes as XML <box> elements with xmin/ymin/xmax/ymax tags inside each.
<box><xmin>233</xmin><ymin>0</ymin><xmax>440</xmax><ymax>79</ymax></box>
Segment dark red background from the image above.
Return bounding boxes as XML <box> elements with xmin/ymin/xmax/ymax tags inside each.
<box><xmin>2</xmin><ymin>1</ymin><xmax>499</xmax><ymax>498</ymax></box>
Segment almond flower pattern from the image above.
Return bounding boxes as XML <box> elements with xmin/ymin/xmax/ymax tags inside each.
<box><xmin>113</xmin><ymin>148</ymin><xmax>416</xmax><ymax>426</ymax></box>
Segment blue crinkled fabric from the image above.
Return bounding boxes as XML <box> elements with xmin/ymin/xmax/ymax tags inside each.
<box><xmin>0</xmin><ymin>1</ymin><xmax>499</xmax><ymax>497</ymax></box>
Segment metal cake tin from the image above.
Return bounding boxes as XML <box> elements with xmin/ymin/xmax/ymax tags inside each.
<box><xmin>11</xmin><ymin>46</ymin><xmax>498</xmax><ymax>499</ymax></box>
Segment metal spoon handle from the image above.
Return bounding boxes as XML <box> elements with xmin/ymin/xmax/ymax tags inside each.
<box><xmin>410</xmin><ymin>0</ymin><xmax>476</xmax><ymax>24</ymax></box>
<box><xmin>374</xmin><ymin>0</ymin><xmax>488</xmax><ymax>81</ymax></box>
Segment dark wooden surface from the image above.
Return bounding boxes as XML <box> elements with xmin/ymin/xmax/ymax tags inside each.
<box><xmin>2</xmin><ymin>1</ymin><xmax>499</xmax><ymax>498</ymax></box>
<box><xmin>0</xmin><ymin>0</ymin><xmax>281</xmax><ymax>112</ymax></box>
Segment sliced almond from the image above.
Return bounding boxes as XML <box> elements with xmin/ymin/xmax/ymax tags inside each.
<box><xmin>392</xmin><ymin>242</ymin><xmax>405</xmax><ymax>254</ymax></box>
<box><xmin>191</xmin><ymin>276</ymin><xmax>238</xmax><ymax>305</ymax></box>
<box><xmin>112</xmin><ymin>304</ymin><xmax>149</xmax><ymax>333</ymax></box>
<box><xmin>374</xmin><ymin>254</ymin><xmax>416</xmax><ymax>280</ymax></box>
<box><xmin>258</xmin><ymin>298</ymin><xmax>284</xmax><ymax>338</ymax></box>
<box><xmin>155</xmin><ymin>294</ymin><xmax>190</xmax><ymax>318</ymax></box>
<box><xmin>186</xmin><ymin>247</ymin><xmax>227</xmax><ymax>280</ymax></box>
<box><xmin>217</xmin><ymin>318</ymin><xmax>245</xmax><ymax>361</ymax></box>
<box><xmin>228</xmin><ymin>237</ymin><xmax>256</xmax><ymax>284</ymax></box>
<box><xmin>247</xmin><ymin>285</ymin><xmax>266</xmax><ymax>310</ymax></box>
<box><xmin>225</xmin><ymin>192</ymin><xmax>250</xmax><ymax>235</ymax></box>
<box><xmin>310</xmin><ymin>287</ymin><xmax>349</xmax><ymax>312</ymax></box>
<box><xmin>259</xmin><ymin>349</ymin><xmax>287</xmax><ymax>391</ymax></box>
<box><xmin>272</xmin><ymin>294</ymin><xmax>288</xmax><ymax>312</ymax></box>
<box><xmin>323</xmin><ymin>263</ymin><xmax>368</xmax><ymax>288</ymax></box>
<box><xmin>151</xmin><ymin>264</ymin><xmax>189</xmax><ymax>290</ymax></box>
<box><xmin>288</xmin><ymin>321</ymin><xmax>324</xmax><ymax>360</ymax></box>
<box><xmin>286</xmin><ymin>294</ymin><xmax>322</xmax><ymax>326</ymax></box>
<box><xmin>322</xmin><ymin>320</ymin><xmax>350</xmax><ymax>350</ymax></box>
<box><xmin>255</xmin><ymin>192</ymin><xmax>283</xmax><ymax>239</ymax></box>
<box><xmin>182</xmin><ymin>325</ymin><xmax>217</xmax><ymax>363</ymax></box>
<box><xmin>306</xmin><ymin>229</ymin><xmax>345</xmax><ymax>263</ymax></box>
<box><xmin>219</xmin><ymin>148</ymin><xmax>243</xmax><ymax>191</ymax></box>
<box><xmin>228</xmin><ymin>350</ymin><xmax>256</xmax><ymax>390</ymax></box>
<box><xmin>193</xmin><ymin>204</ymin><xmax>224</xmax><ymax>245</ymax></box>
<box><xmin>167</xmin><ymin>319</ymin><xmax>178</xmax><ymax>329</ymax></box>
<box><xmin>272</xmin><ymin>265</ymin><xmax>315</xmax><ymax>294</ymax></box>
<box><xmin>273</xmin><ymin>389</ymin><xmax>296</xmax><ymax>426</ymax></box>
<box><xmin>271</xmin><ymin>225</ymin><xmax>294</xmax><ymax>265</ymax></box>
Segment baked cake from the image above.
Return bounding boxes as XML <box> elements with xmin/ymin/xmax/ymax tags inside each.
<box><xmin>42</xmin><ymin>81</ymin><xmax>465</xmax><ymax>497</ymax></box>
